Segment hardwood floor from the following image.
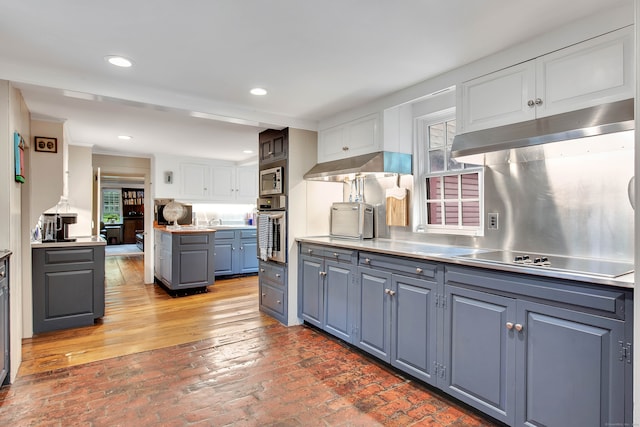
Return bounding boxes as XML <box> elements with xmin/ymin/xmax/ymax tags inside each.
<box><xmin>19</xmin><ymin>254</ymin><xmax>276</xmax><ymax>376</ymax></box>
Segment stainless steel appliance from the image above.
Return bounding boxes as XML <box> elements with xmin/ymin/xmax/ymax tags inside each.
<box><xmin>330</xmin><ymin>202</ymin><xmax>374</xmax><ymax>239</ymax></box>
<box><xmin>259</xmin><ymin>166</ymin><xmax>284</xmax><ymax>196</ymax></box>
<box><xmin>457</xmin><ymin>251</ymin><xmax>633</xmax><ymax>278</ymax></box>
<box><xmin>257</xmin><ymin>197</ymin><xmax>286</xmax><ymax>263</ymax></box>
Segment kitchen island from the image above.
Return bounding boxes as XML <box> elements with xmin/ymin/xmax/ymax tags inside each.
<box><xmin>154</xmin><ymin>225</ymin><xmax>216</xmax><ymax>293</ymax></box>
<box><xmin>32</xmin><ymin>237</ymin><xmax>106</xmax><ymax>333</ymax></box>
<box><xmin>297</xmin><ymin>236</ymin><xmax>634</xmax><ymax>427</ymax></box>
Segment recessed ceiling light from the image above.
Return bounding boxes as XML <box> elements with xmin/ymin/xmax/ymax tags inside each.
<box><xmin>243</xmin><ymin>150</ymin><xmax>253</xmax><ymax>154</ymax></box>
<box><xmin>105</xmin><ymin>55</ymin><xmax>133</xmax><ymax>68</ymax></box>
<box><xmin>250</xmin><ymin>87</ymin><xmax>267</xmax><ymax>96</ymax></box>
<box><xmin>118</xmin><ymin>135</ymin><xmax>132</xmax><ymax>140</ymax></box>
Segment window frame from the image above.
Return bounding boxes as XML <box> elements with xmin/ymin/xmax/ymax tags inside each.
<box><xmin>101</xmin><ymin>188</ymin><xmax>123</xmax><ymax>224</ymax></box>
<box><xmin>414</xmin><ymin>109</ymin><xmax>484</xmax><ymax>236</ymax></box>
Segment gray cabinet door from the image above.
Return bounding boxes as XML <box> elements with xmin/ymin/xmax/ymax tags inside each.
<box><xmin>443</xmin><ymin>285</ymin><xmax>516</xmax><ymax>425</ymax></box>
<box><xmin>516</xmin><ymin>300</ymin><xmax>625</xmax><ymax>427</ymax></box>
<box><xmin>214</xmin><ymin>241</ymin><xmax>234</xmax><ymax>275</ymax></box>
<box><xmin>239</xmin><ymin>239</ymin><xmax>258</xmax><ymax>273</ymax></box>
<box><xmin>324</xmin><ymin>259</ymin><xmax>353</xmax><ymax>343</ymax></box>
<box><xmin>300</xmin><ymin>255</ymin><xmax>323</xmax><ymax>328</ymax></box>
<box><xmin>357</xmin><ymin>266</ymin><xmax>392</xmax><ymax>362</ymax></box>
<box><xmin>391</xmin><ymin>274</ymin><xmax>438</xmax><ymax>386</ymax></box>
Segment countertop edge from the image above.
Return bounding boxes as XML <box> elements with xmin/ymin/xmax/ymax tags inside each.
<box><xmin>296</xmin><ymin>236</ymin><xmax>634</xmax><ymax>290</ymax></box>
<box><xmin>31</xmin><ymin>236</ymin><xmax>107</xmax><ymax>248</ymax></box>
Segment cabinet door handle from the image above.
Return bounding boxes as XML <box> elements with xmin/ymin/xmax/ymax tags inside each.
<box><xmin>506</xmin><ymin>322</ymin><xmax>514</xmax><ymax>330</ymax></box>
<box><xmin>277</xmin><ymin>300</ymin><xmax>281</xmax><ymax>304</ymax></box>
<box><xmin>515</xmin><ymin>324</ymin><xmax>524</xmax><ymax>332</ymax></box>
<box><xmin>260</xmin><ymin>268</ymin><xmax>265</xmax><ymax>272</ymax></box>
<box><xmin>319</xmin><ymin>271</ymin><xmax>326</xmax><ymax>277</ymax></box>
<box><xmin>534</xmin><ymin>98</ymin><xmax>542</xmax><ymax>105</ymax></box>
<box><xmin>275</xmin><ymin>273</ymin><xmax>281</xmax><ymax>278</ymax></box>
<box><xmin>262</xmin><ymin>293</ymin><xmax>266</xmax><ymax>297</ymax></box>
<box><xmin>333</xmin><ymin>252</ymin><xmax>338</xmax><ymax>257</ymax></box>
<box><xmin>0</xmin><ymin>271</ymin><xmax>4</xmax><ymax>279</ymax></box>
<box><xmin>240</xmin><ymin>246</ymin><xmax>244</xmax><ymax>251</ymax></box>
<box><xmin>308</xmin><ymin>249</ymin><xmax>313</xmax><ymax>254</ymax></box>
<box><xmin>527</xmin><ymin>99</ymin><xmax>535</xmax><ymax>107</ymax></box>
<box><xmin>364</xmin><ymin>258</ymin><xmax>370</xmax><ymax>264</ymax></box>
<box><xmin>342</xmin><ymin>146</ymin><xmax>349</xmax><ymax>151</ymax></box>
<box><xmin>415</xmin><ymin>267</ymin><xmax>423</xmax><ymax>274</ymax></box>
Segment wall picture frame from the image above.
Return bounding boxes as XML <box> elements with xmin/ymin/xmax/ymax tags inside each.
<box><xmin>34</xmin><ymin>136</ymin><xmax>57</xmax><ymax>153</ymax></box>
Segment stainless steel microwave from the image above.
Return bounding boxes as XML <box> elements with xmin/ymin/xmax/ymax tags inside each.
<box><xmin>259</xmin><ymin>166</ymin><xmax>283</xmax><ymax>196</ymax></box>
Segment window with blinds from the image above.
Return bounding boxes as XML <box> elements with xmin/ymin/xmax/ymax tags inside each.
<box><xmin>419</xmin><ymin>114</ymin><xmax>483</xmax><ymax>234</ymax></box>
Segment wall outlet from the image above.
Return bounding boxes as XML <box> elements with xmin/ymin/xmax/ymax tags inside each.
<box><xmin>488</xmin><ymin>212</ymin><xmax>499</xmax><ymax>230</ymax></box>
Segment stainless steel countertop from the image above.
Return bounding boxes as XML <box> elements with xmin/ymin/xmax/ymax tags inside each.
<box><xmin>31</xmin><ymin>236</ymin><xmax>107</xmax><ymax>248</ymax></box>
<box><xmin>296</xmin><ymin>236</ymin><xmax>634</xmax><ymax>289</ymax></box>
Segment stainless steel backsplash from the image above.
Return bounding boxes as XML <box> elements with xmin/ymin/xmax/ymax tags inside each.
<box><xmin>346</xmin><ymin>132</ymin><xmax>634</xmax><ymax>262</ymax></box>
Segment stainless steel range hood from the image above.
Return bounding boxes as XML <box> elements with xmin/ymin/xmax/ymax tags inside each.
<box><xmin>304</xmin><ymin>151</ymin><xmax>412</xmax><ymax>182</ymax></box>
<box><xmin>451</xmin><ymin>98</ymin><xmax>634</xmax><ymax>160</ymax></box>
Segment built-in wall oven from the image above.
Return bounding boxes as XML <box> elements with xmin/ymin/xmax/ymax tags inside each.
<box><xmin>257</xmin><ymin>196</ymin><xmax>287</xmax><ymax>264</ymax></box>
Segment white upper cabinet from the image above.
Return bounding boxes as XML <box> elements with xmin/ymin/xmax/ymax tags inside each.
<box><xmin>457</xmin><ymin>27</ymin><xmax>633</xmax><ymax>134</ymax></box>
<box><xmin>318</xmin><ymin>113</ymin><xmax>381</xmax><ymax>162</ymax></box>
<box><xmin>179</xmin><ymin>161</ymin><xmax>257</xmax><ymax>203</ymax></box>
<box><xmin>180</xmin><ymin>162</ymin><xmax>211</xmax><ymax>200</ymax></box>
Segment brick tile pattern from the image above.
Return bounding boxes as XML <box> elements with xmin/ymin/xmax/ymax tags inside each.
<box><xmin>0</xmin><ymin>324</ymin><xmax>499</xmax><ymax>426</ymax></box>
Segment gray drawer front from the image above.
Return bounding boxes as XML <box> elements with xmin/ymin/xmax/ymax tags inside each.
<box><xmin>215</xmin><ymin>230</ymin><xmax>235</xmax><ymax>240</ymax></box>
<box><xmin>45</xmin><ymin>248</ymin><xmax>94</xmax><ymax>264</ymax></box>
<box><xmin>240</xmin><ymin>229</ymin><xmax>257</xmax><ymax>239</ymax></box>
<box><xmin>261</xmin><ymin>283</ymin><xmax>284</xmax><ymax>314</ymax></box>
<box><xmin>359</xmin><ymin>252</ymin><xmax>437</xmax><ymax>280</ymax></box>
<box><xmin>446</xmin><ymin>266</ymin><xmax>626</xmax><ymax>317</ymax></box>
<box><xmin>260</xmin><ymin>261</ymin><xmax>285</xmax><ymax>286</ymax></box>
<box><xmin>179</xmin><ymin>233</ymin><xmax>211</xmax><ymax>245</ymax></box>
<box><xmin>300</xmin><ymin>243</ymin><xmax>354</xmax><ymax>263</ymax></box>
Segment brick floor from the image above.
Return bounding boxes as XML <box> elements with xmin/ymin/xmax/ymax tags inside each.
<box><xmin>0</xmin><ymin>324</ymin><xmax>500</xmax><ymax>426</ymax></box>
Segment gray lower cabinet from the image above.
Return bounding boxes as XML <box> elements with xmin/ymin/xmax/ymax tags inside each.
<box><xmin>445</xmin><ymin>265</ymin><xmax>630</xmax><ymax>427</ymax></box>
<box><xmin>299</xmin><ymin>244</ymin><xmax>356</xmax><ymax>343</ymax></box>
<box><xmin>214</xmin><ymin>228</ymin><xmax>258</xmax><ymax>277</ymax></box>
<box><xmin>298</xmin><ymin>243</ymin><xmax>633</xmax><ymax>427</ymax></box>
<box><xmin>32</xmin><ymin>244</ymin><xmax>105</xmax><ymax>333</ymax></box>
<box><xmin>259</xmin><ymin>260</ymin><xmax>287</xmax><ymax>323</ymax></box>
<box><xmin>356</xmin><ymin>252</ymin><xmax>440</xmax><ymax>385</ymax></box>
<box><xmin>0</xmin><ymin>253</ymin><xmax>10</xmax><ymax>386</ymax></box>
<box><xmin>154</xmin><ymin>229</ymin><xmax>215</xmax><ymax>290</ymax></box>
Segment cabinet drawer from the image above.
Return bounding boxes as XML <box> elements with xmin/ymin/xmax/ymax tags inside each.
<box><xmin>300</xmin><ymin>243</ymin><xmax>355</xmax><ymax>263</ymax></box>
<box><xmin>261</xmin><ymin>283</ymin><xmax>285</xmax><ymax>314</ymax></box>
<box><xmin>359</xmin><ymin>252</ymin><xmax>437</xmax><ymax>280</ymax></box>
<box><xmin>240</xmin><ymin>229</ymin><xmax>257</xmax><ymax>239</ymax></box>
<box><xmin>446</xmin><ymin>266</ymin><xmax>627</xmax><ymax>318</ymax></box>
<box><xmin>44</xmin><ymin>248</ymin><xmax>95</xmax><ymax>265</ymax></box>
<box><xmin>215</xmin><ymin>230</ymin><xmax>236</xmax><ymax>240</ymax></box>
<box><xmin>179</xmin><ymin>233</ymin><xmax>212</xmax><ymax>245</ymax></box>
<box><xmin>259</xmin><ymin>261</ymin><xmax>285</xmax><ymax>286</ymax></box>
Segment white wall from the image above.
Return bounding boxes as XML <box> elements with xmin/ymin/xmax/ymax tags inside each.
<box><xmin>0</xmin><ymin>81</ymin><xmax>30</xmax><ymax>381</ymax></box>
<box><xmin>67</xmin><ymin>145</ymin><xmax>93</xmax><ymax>236</ymax></box>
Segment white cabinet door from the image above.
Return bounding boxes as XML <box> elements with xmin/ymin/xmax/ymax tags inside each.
<box><xmin>536</xmin><ymin>27</ymin><xmax>633</xmax><ymax>118</ymax></box>
<box><xmin>458</xmin><ymin>27</ymin><xmax>633</xmax><ymax>134</ymax></box>
<box><xmin>458</xmin><ymin>62</ymin><xmax>536</xmax><ymax>133</ymax></box>
<box><xmin>180</xmin><ymin>162</ymin><xmax>210</xmax><ymax>199</ymax></box>
<box><xmin>319</xmin><ymin>113</ymin><xmax>380</xmax><ymax>162</ymax></box>
<box><xmin>235</xmin><ymin>165</ymin><xmax>257</xmax><ymax>202</ymax></box>
<box><xmin>210</xmin><ymin>166</ymin><xmax>234</xmax><ymax>201</ymax></box>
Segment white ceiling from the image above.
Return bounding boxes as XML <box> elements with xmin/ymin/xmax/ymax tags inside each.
<box><xmin>0</xmin><ymin>0</ymin><xmax>630</xmax><ymax>162</ymax></box>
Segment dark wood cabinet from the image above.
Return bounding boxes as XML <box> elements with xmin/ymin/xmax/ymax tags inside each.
<box><xmin>259</xmin><ymin>128</ymin><xmax>288</xmax><ymax>164</ymax></box>
<box><xmin>122</xmin><ymin>187</ymin><xmax>144</xmax><ymax>244</ymax></box>
<box><xmin>123</xmin><ymin>218</ymin><xmax>144</xmax><ymax>244</ymax></box>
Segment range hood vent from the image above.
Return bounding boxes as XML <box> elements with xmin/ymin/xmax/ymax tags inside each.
<box><xmin>451</xmin><ymin>98</ymin><xmax>634</xmax><ymax>160</ymax></box>
<box><xmin>304</xmin><ymin>151</ymin><xmax>412</xmax><ymax>182</ymax></box>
